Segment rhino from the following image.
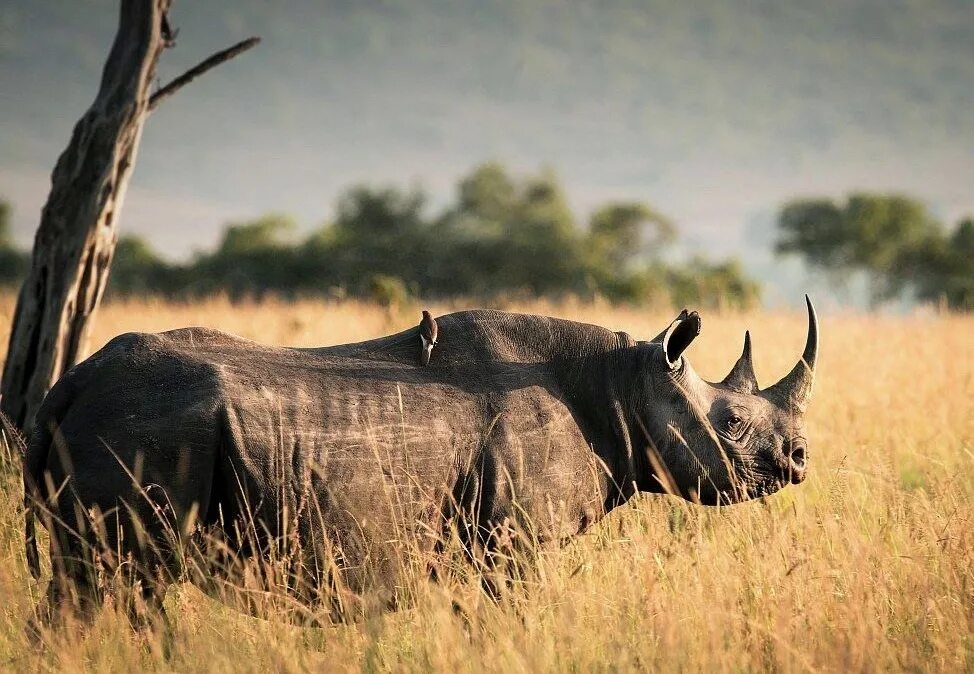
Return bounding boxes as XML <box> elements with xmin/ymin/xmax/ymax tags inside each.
<box><xmin>20</xmin><ymin>298</ymin><xmax>817</xmax><ymax>625</ymax></box>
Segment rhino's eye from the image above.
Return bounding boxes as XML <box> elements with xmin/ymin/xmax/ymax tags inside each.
<box><xmin>724</xmin><ymin>414</ymin><xmax>745</xmax><ymax>436</ymax></box>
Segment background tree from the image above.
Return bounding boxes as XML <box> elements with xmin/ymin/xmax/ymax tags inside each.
<box><xmin>587</xmin><ymin>202</ymin><xmax>675</xmax><ymax>270</ymax></box>
<box><xmin>776</xmin><ymin>192</ymin><xmax>973</xmax><ymax>309</ymax></box>
<box><xmin>775</xmin><ymin>199</ymin><xmax>848</xmax><ymax>270</ymax></box>
<box><xmin>110</xmin><ymin>235</ymin><xmax>181</xmax><ymax>296</ymax></box>
<box><xmin>434</xmin><ymin>164</ymin><xmax>588</xmax><ymax>296</ymax></box>
<box><xmin>428</xmin><ymin>162</ymin><xmax>520</xmax><ymax>296</ymax></box>
<box><xmin>194</xmin><ymin>214</ymin><xmax>300</xmax><ymax>298</ymax></box>
<box><xmin>896</xmin><ymin>218</ymin><xmax>974</xmax><ymax>310</ymax></box>
<box><xmin>325</xmin><ymin>186</ymin><xmax>432</xmax><ymax>295</ymax></box>
<box><xmin>502</xmin><ymin>171</ymin><xmax>585</xmax><ymax>295</ymax></box>
<box><xmin>584</xmin><ymin>202</ymin><xmax>676</xmax><ymax>300</ymax></box>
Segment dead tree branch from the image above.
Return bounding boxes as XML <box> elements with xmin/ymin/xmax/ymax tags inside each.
<box><xmin>149</xmin><ymin>36</ymin><xmax>261</xmax><ymax>111</ymax></box>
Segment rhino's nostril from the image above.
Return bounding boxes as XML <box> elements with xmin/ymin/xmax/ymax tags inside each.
<box><xmin>784</xmin><ymin>440</ymin><xmax>807</xmax><ymax>484</ymax></box>
<box><xmin>790</xmin><ymin>443</ymin><xmax>806</xmax><ymax>471</ymax></box>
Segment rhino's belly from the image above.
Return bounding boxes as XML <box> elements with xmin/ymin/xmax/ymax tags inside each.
<box><xmin>219</xmin><ymin>375</ymin><xmax>481</xmax><ymax>538</ymax></box>
<box><xmin>473</xmin><ymin>385</ymin><xmax>610</xmax><ymax>544</ymax></box>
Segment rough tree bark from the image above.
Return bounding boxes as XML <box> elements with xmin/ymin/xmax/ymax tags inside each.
<box><xmin>0</xmin><ymin>0</ymin><xmax>259</xmax><ymax>431</ymax></box>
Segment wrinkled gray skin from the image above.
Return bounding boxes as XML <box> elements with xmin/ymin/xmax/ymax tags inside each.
<box><xmin>23</xmin><ymin>300</ymin><xmax>817</xmax><ymax>623</ymax></box>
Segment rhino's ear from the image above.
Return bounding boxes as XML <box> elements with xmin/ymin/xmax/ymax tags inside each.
<box><xmin>660</xmin><ymin>309</ymin><xmax>701</xmax><ymax>369</ymax></box>
<box><xmin>650</xmin><ymin>309</ymin><xmax>689</xmax><ymax>343</ymax></box>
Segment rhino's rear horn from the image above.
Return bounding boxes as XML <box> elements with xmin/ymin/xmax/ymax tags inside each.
<box><xmin>661</xmin><ymin>309</ymin><xmax>701</xmax><ymax>368</ymax></box>
<box><xmin>721</xmin><ymin>331</ymin><xmax>757</xmax><ymax>393</ymax></box>
<box><xmin>765</xmin><ymin>295</ymin><xmax>818</xmax><ymax>412</ymax></box>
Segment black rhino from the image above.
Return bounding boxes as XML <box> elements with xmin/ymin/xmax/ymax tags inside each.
<box><xmin>17</xmin><ymin>299</ymin><xmax>817</xmax><ymax>624</ymax></box>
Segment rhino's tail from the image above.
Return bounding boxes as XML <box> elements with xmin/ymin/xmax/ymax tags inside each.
<box><xmin>25</xmin><ymin>505</ymin><xmax>39</xmax><ymax>579</ymax></box>
<box><xmin>0</xmin><ymin>404</ymin><xmax>40</xmax><ymax>579</ymax></box>
<box><xmin>8</xmin><ymin>385</ymin><xmax>73</xmax><ymax>580</ymax></box>
<box><xmin>22</xmin><ymin>424</ymin><xmax>46</xmax><ymax>580</ymax></box>
<box><xmin>0</xmin><ymin>405</ymin><xmax>27</xmax><ymax>457</ymax></box>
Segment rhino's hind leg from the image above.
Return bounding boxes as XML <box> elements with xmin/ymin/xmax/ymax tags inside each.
<box><xmin>29</xmin><ymin>575</ymin><xmax>173</xmax><ymax>650</ymax></box>
<box><xmin>124</xmin><ymin>577</ymin><xmax>175</xmax><ymax>657</ymax></box>
<box><xmin>29</xmin><ymin>495</ymin><xmax>179</xmax><ymax>638</ymax></box>
<box><xmin>28</xmin><ymin>539</ymin><xmax>105</xmax><ymax>638</ymax></box>
<box><xmin>33</xmin><ymin>579</ymin><xmax>99</xmax><ymax>633</ymax></box>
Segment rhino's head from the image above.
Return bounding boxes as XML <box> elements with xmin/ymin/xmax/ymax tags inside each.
<box><xmin>637</xmin><ymin>297</ymin><xmax>818</xmax><ymax>505</ymax></box>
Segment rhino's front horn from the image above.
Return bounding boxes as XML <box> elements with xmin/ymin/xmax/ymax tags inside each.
<box><xmin>721</xmin><ymin>331</ymin><xmax>757</xmax><ymax>393</ymax></box>
<box><xmin>765</xmin><ymin>295</ymin><xmax>818</xmax><ymax>412</ymax></box>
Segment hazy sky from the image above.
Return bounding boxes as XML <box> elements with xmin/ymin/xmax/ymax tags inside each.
<box><xmin>1</xmin><ymin>1</ymin><xmax>972</xmax><ymax>303</ymax></box>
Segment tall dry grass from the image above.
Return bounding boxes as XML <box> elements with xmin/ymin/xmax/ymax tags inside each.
<box><xmin>0</xmin><ymin>292</ymin><xmax>971</xmax><ymax>672</ymax></box>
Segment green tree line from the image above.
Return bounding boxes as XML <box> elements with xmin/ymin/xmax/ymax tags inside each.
<box><xmin>776</xmin><ymin>193</ymin><xmax>974</xmax><ymax>309</ymax></box>
<box><xmin>1</xmin><ymin>163</ymin><xmax>761</xmax><ymax>308</ymax></box>
<box><xmin>7</xmin><ymin>169</ymin><xmax>969</xmax><ymax>309</ymax></box>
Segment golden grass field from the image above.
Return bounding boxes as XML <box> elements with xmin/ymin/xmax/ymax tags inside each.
<box><xmin>0</xmin><ymin>293</ymin><xmax>971</xmax><ymax>672</ymax></box>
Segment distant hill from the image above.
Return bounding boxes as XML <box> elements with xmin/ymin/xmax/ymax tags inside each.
<box><xmin>1</xmin><ymin>0</ymin><xmax>971</xmax><ymax>304</ymax></box>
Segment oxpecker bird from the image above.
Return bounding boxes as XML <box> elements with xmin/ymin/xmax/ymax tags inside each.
<box><xmin>419</xmin><ymin>310</ymin><xmax>438</xmax><ymax>365</ymax></box>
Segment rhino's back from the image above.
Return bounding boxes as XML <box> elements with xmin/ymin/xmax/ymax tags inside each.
<box><xmin>51</xmin><ymin>325</ymin><xmax>486</xmax><ymax>457</ymax></box>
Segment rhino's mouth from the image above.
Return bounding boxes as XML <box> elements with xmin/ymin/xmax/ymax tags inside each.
<box><xmin>743</xmin><ymin>476</ymin><xmax>787</xmax><ymax>500</ymax></box>
<box><xmin>709</xmin><ymin>476</ymin><xmax>786</xmax><ymax>504</ymax></box>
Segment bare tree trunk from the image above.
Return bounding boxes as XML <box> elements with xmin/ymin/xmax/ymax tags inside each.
<box><xmin>0</xmin><ymin>0</ymin><xmax>258</xmax><ymax>431</ymax></box>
